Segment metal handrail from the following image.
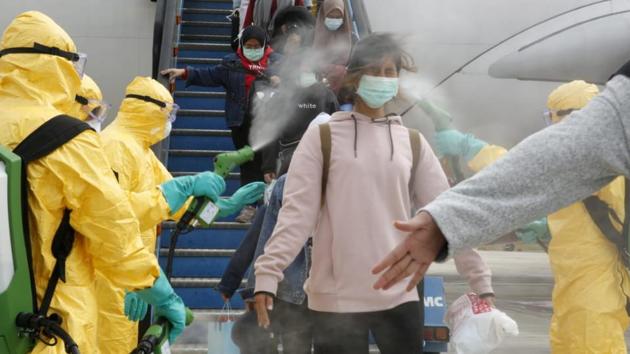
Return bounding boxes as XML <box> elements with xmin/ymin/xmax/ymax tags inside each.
<box><xmin>347</xmin><ymin>0</ymin><xmax>371</xmax><ymax>38</ymax></box>
<box><xmin>152</xmin><ymin>0</ymin><xmax>182</xmax><ymax>163</ymax></box>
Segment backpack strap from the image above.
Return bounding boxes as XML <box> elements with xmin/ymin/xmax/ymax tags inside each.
<box><xmin>319</xmin><ymin>123</ymin><xmax>331</xmax><ymax>207</ymax></box>
<box><xmin>408</xmin><ymin>128</ymin><xmax>421</xmax><ymax>204</ymax></box>
<box><xmin>583</xmin><ymin>195</ymin><xmax>630</xmax><ymax>268</ymax></box>
<box><xmin>13</xmin><ymin>115</ymin><xmax>92</xmax><ymax>317</ymax></box>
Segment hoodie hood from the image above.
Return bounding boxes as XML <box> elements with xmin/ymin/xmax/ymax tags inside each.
<box><xmin>0</xmin><ymin>11</ymin><xmax>81</xmax><ymax>114</ymax></box>
<box><xmin>108</xmin><ymin>76</ymin><xmax>174</xmax><ymax>148</ymax></box>
<box><xmin>330</xmin><ymin>111</ymin><xmax>403</xmax><ymax>160</ymax></box>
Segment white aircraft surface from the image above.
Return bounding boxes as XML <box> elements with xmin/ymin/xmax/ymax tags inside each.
<box><xmin>366</xmin><ymin>0</ymin><xmax>630</xmax><ymax>149</ymax></box>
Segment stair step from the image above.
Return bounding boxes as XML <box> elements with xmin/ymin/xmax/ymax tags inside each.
<box><xmin>170</xmin><ymin>129</ymin><xmax>234</xmax><ymax>151</ymax></box>
<box><xmin>160</xmin><ymin>222</ymin><xmax>250</xmax><ymax>249</ymax></box>
<box><xmin>182</xmin><ymin>21</ymin><xmax>232</xmax><ymax>36</ymax></box>
<box><xmin>182</xmin><ymin>7</ymin><xmax>233</xmax><ymax>22</ymax></box>
<box><xmin>159</xmin><ymin>250</ymin><xmax>234</xmax><ymax>277</ymax></box>
<box><xmin>175</xmin><ymin>91</ymin><xmax>226</xmax><ymax>99</ymax></box>
<box><xmin>169</xmin><ymin>149</ymin><xmax>229</xmax><ymax>157</ymax></box>
<box><xmin>174</xmin><ymin>91</ymin><xmax>226</xmax><ymax>110</ymax></box>
<box><xmin>177</xmin><ymin>57</ymin><xmax>222</xmax><ymax>66</ymax></box>
<box><xmin>170</xmin><ymin>172</ymin><xmax>240</xmax><ymax>179</ymax></box>
<box><xmin>178</xmin><ymin>42</ymin><xmax>232</xmax><ymax>59</ymax></box>
<box><xmin>159</xmin><ymin>248</ymin><xmax>235</xmax><ymax>257</ymax></box>
<box><xmin>180</xmin><ymin>109</ymin><xmax>225</xmax><ymax>117</ymax></box>
<box><xmin>183</xmin><ymin>0</ymin><xmax>234</xmax><ymax>11</ymax></box>
<box><xmin>172</xmin><ymin>277</ymin><xmax>245</xmax><ymax>288</ymax></box>
<box><xmin>172</xmin><ymin>128</ymin><xmax>231</xmax><ymax>137</ymax></box>
<box><xmin>182</xmin><ymin>20</ymin><xmax>231</xmax><ymax>27</ymax></box>
<box><xmin>180</xmin><ymin>34</ymin><xmax>231</xmax><ymax>43</ymax></box>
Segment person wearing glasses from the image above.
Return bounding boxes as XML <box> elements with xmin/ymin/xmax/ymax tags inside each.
<box><xmin>428</xmin><ymin>80</ymin><xmax>630</xmax><ymax>353</ymax></box>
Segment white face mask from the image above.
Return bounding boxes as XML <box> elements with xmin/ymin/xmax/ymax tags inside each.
<box><xmin>86</xmin><ymin>118</ymin><xmax>102</xmax><ymax>133</ymax></box>
<box><xmin>299</xmin><ymin>72</ymin><xmax>318</xmax><ymax>87</ymax></box>
<box><xmin>164</xmin><ymin>120</ymin><xmax>172</xmax><ymax>138</ymax></box>
<box><xmin>324</xmin><ymin>17</ymin><xmax>343</xmax><ymax>31</ymax></box>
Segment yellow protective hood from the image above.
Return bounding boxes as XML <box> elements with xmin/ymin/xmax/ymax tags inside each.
<box><xmin>68</xmin><ymin>74</ymin><xmax>103</xmax><ymax>121</ymax></box>
<box><xmin>110</xmin><ymin>76</ymin><xmax>174</xmax><ymax>147</ymax></box>
<box><xmin>546</xmin><ymin>80</ymin><xmax>599</xmax><ymax>111</ymax></box>
<box><xmin>0</xmin><ymin>11</ymin><xmax>81</xmax><ymax>114</ymax></box>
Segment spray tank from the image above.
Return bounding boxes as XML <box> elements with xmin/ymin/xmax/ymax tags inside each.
<box><xmin>0</xmin><ymin>145</ymin><xmax>79</xmax><ymax>354</ymax></box>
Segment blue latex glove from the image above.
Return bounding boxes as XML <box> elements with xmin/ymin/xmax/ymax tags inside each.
<box><xmin>515</xmin><ymin>218</ymin><xmax>551</xmax><ymax>244</ymax></box>
<box><xmin>161</xmin><ymin>172</ymin><xmax>226</xmax><ymax>213</ymax></box>
<box><xmin>134</xmin><ymin>269</ymin><xmax>186</xmax><ymax>343</ymax></box>
<box><xmin>124</xmin><ymin>291</ymin><xmax>148</xmax><ymax>322</ymax></box>
<box><xmin>434</xmin><ymin>129</ymin><xmax>487</xmax><ymax>161</ymax></box>
<box><xmin>216</xmin><ymin>182</ymin><xmax>266</xmax><ymax>217</ymax></box>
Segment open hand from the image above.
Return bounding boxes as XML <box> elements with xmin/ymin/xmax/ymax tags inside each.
<box><xmin>372</xmin><ymin>211</ymin><xmax>446</xmax><ymax>291</ymax></box>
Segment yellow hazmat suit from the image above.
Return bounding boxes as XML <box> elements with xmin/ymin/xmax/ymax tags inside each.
<box><xmin>67</xmin><ymin>74</ymin><xmax>103</xmax><ymax>120</ymax></box>
<box><xmin>467</xmin><ymin>80</ymin><xmax>630</xmax><ymax>353</ymax></box>
<box><xmin>0</xmin><ymin>11</ymin><xmax>160</xmax><ymax>354</ymax></box>
<box><xmin>546</xmin><ymin>81</ymin><xmax>630</xmax><ymax>353</ymax></box>
<box><xmin>97</xmin><ymin>77</ymin><xmax>182</xmax><ymax>353</ymax></box>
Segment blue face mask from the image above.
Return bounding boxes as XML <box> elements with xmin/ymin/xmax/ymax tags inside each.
<box><xmin>356</xmin><ymin>75</ymin><xmax>399</xmax><ymax>109</ymax></box>
<box><xmin>324</xmin><ymin>17</ymin><xmax>344</xmax><ymax>31</ymax></box>
<box><xmin>243</xmin><ymin>47</ymin><xmax>264</xmax><ymax>62</ymax></box>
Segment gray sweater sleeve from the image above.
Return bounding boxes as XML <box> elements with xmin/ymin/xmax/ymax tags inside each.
<box><xmin>425</xmin><ymin>75</ymin><xmax>630</xmax><ymax>253</ymax></box>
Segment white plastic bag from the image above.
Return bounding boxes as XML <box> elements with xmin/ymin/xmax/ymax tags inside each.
<box><xmin>446</xmin><ymin>293</ymin><xmax>519</xmax><ymax>354</ymax></box>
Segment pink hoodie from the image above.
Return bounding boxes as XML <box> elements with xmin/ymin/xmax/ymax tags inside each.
<box><xmin>254</xmin><ymin>111</ymin><xmax>490</xmax><ymax>312</ymax></box>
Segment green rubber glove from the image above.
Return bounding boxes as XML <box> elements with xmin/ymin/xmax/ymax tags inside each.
<box><xmin>216</xmin><ymin>182</ymin><xmax>266</xmax><ymax>217</ymax></box>
<box><xmin>124</xmin><ymin>291</ymin><xmax>148</xmax><ymax>322</ymax></box>
<box><xmin>161</xmin><ymin>172</ymin><xmax>226</xmax><ymax>214</ymax></box>
<box><xmin>515</xmin><ymin>218</ymin><xmax>551</xmax><ymax>244</ymax></box>
<box><xmin>134</xmin><ymin>269</ymin><xmax>186</xmax><ymax>343</ymax></box>
<box><xmin>434</xmin><ymin>129</ymin><xmax>487</xmax><ymax>161</ymax></box>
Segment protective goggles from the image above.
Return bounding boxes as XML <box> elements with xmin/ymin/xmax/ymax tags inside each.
<box><xmin>543</xmin><ymin>108</ymin><xmax>576</xmax><ymax>125</ymax></box>
<box><xmin>125</xmin><ymin>94</ymin><xmax>179</xmax><ymax>123</ymax></box>
<box><xmin>75</xmin><ymin>94</ymin><xmax>111</xmax><ymax>122</ymax></box>
<box><xmin>0</xmin><ymin>42</ymin><xmax>88</xmax><ymax>78</ymax></box>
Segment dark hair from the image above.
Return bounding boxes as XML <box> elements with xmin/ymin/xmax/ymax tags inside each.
<box><xmin>346</xmin><ymin>33</ymin><xmax>416</xmax><ymax>74</ymax></box>
<box><xmin>241</xmin><ymin>25</ymin><xmax>268</xmax><ymax>48</ymax></box>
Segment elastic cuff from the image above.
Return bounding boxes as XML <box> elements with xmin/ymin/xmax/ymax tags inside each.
<box><xmin>434</xmin><ymin>242</ymin><xmax>449</xmax><ymax>262</ymax></box>
<box><xmin>254</xmin><ymin>275</ymin><xmax>279</xmax><ymax>296</ymax></box>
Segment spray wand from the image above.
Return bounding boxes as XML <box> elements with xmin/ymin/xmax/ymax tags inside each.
<box><xmin>164</xmin><ymin>145</ymin><xmax>255</xmax><ymax>276</ymax></box>
<box><xmin>400</xmin><ymin>99</ymin><xmax>465</xmax><ymax>184</ymax></box>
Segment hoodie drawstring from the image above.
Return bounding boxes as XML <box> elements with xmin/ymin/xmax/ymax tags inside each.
<box><xmin>351</xmin><ymin>114</ymin><xmax>396</xmax><ymax>161</ymax></box>
<box><xmin>352</xmin><ymin>114</ymin><xmax>358</xmax><ymax>158</ymax></box>
<box><xmin>387</xmin><ymin>120</ymin><xmax>394</xmax><ymax>161</ymax></box>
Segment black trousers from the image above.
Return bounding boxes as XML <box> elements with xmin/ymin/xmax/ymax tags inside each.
<box><xmin>311</xmin><ymin>301</ymin><xmax>423</xmax><ymax>354</ymax></box>
<box><xmin>230</xmin><ymin>124</ymin><xmax>263</xmax><ymax>186</ymax></box>
<box><xmin>231</xmin><ymin>299</ymin><xmax>313</xmax><ymax>354</ymax></box>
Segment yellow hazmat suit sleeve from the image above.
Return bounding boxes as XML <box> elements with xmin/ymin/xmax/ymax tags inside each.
<box><xmin>0</xmin><ymin>12</ymin><xmax>160</xmax><ymax>354</ymax></box>
<box><xmin>98</xmin><ymin>77</ymin><xmax>180</xmax><ymax>353</ymax></box>
<box><xmin>67</xmin><ymin>74</ymin><xmax>103</xmax><ymax>120</ymax></box>
<box><xmin>466</xmin><ymin>144</ymin><xmax>508</xmax><ymax>173</ymax></box>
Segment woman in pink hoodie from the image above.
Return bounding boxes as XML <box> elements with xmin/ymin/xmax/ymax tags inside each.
<box><xmin>253</xmin><ymin>33</ymin><xmax>490</xmax><ymax>353</ymax></box>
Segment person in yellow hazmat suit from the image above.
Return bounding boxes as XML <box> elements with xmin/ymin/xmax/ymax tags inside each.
<box><xmin>96</xmin><ymin>76</ymin><xmax>265</xmax><ymax>353</ymax></box>
<box><xmin>67</xmin><ymin>74</ymin><xmax>110</xmax><ymax>132</ymax></box>
<box><xmin>0</xmin><ymin>11</ymin><xmax>187</xmax><ymax>353</ymax></box>
<box><xmin>432</xmin><ymin>80</ymin><xmax>630</xmax><ymax>353</ymax></box>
